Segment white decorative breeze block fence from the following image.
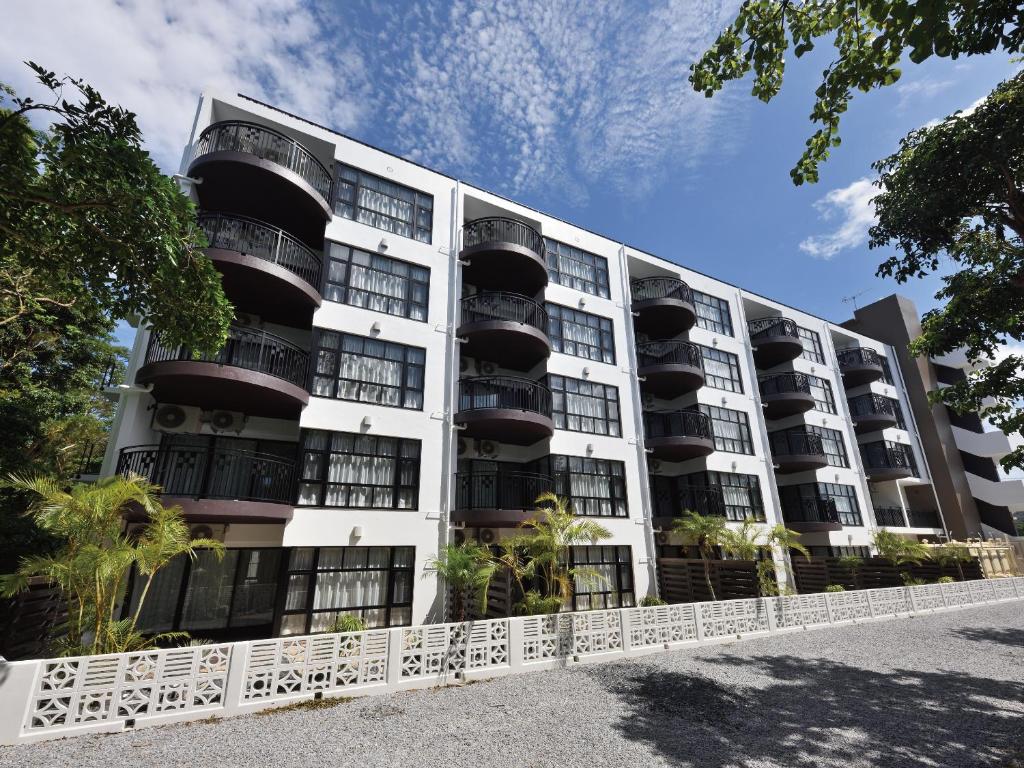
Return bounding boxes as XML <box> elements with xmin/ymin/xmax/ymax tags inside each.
<box><xmin>1</xmin><ymin>576</ymin><xmax>1022</xmax><ymax>746</ymax></box>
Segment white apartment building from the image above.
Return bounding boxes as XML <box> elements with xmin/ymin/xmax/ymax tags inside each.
<box><xmin>100</xmin><ymin>92</ymin><xmax>946</xmax><ymax>641</ymax></box>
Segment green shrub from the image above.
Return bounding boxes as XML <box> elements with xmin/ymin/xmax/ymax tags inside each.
<box><xmin>639</xmin><ymin>595</ymin><xmax>667</xmax><ymax>607</ymax></box>
<box><xmin>936</xmin><ymin>575</ymin><xmax>955</xmax><ymax>584</ymax></box>
<box><xmin>824</xmin><ymin>584</ymin><xmax>845</xmax><ymax>593</ymax></box>
<box><xmin>326</xmin><ymin>613</ymin><xmax>367</xmax><ymax>634</ymax></box>
<box><xmin>900</xmin><ymin>573</ymin><xmax>926</xmax><ymax>587</ymax></box>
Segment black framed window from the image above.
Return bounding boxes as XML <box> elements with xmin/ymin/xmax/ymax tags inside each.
<box><xmin>797</xmin><ymin>326</ymin><xmax>825</xmax><ymax>364</ymax></box>
<box><xmin>544</xmin><ymin>239</ymin><xmax>610</xmax><ymax>298</ymax></box>
<box><xmin>280</xmin><ymin>546</ymin><xmax>414</xmax><ymax>634</ymax></box>
<box><xmin>806</xmin><ymin>545</ymin><xmax>870</xmax><ymax>558</ymax></box>
<box><xmin>806</xmin><ymin>425</ymin><xmax>849</xmax><ymax>467</ymax></box>
<box><xmin>312</xmin><ymin>331</ymin><xmax>425</xmax><ymax>410</ymax></box>
<box><xmin>819</xmin><ymin>483</ymin><xmax>862</xmax><ymax>526</ymax></box>
<box><xmin>548</xmin><ymin>375</ymin><xmax>621</xmax><ymax>436</ymax></box>
<box><xmin>334</xmin><ymin>164</ymin><xmax>433</xmax><ymax>243</ymax></box>
<box><xmin>546</xmin><ymin>303</ymin><xmax>615</xmax><ymax>364</ymax></box>
<box><xmin>538</xmin><ymin>454</ymin><xmax>627</xmax><ymax>517</ymax></box>
<box><xmin>692</xmin><ymin>290</ymin><xmax>733</xmax><ymax>336</ymax></box>
<box><xmin>297</xmin><ymin>430</ymin><xmax>421</xmax><ymax>510</ymax></box>
<box><xmin>324</xmin><ymin>242</ymin><xmax>429</xmax><ymax>321</ymax></box>
<box><xmin>568</xmin><ymin>545</ymin><xmax>634</xmax><ymax>610</ymax></box>
<box><xmin>807</xmin><ymin>374</ymin><xmax>837</xmax><ymax>413</ymax></box>
<box><xmin>697</xmin><ymin>404</ymin><xmax>754</xmax><ymax>454</ymax></box>
<box><xmin>708</xmin><ymin>471</ymin><xmax>765</xmax><ymax>521</ymax></box>
<box><xmin>697</xmin><ymin>344</ymin><xmax>743</xmax><ymax>393</ymax></box>
<box><xmin>891</xmin><ymin>397</ymin><xmax>906</xmax><ymax>429</ymax></box>
<box><xmin>878</xmin><ymin>355</ymin><xmax>895</xmax><ymax>385</ymax></box>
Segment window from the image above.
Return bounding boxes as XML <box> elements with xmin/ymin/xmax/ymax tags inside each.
<box><xmin>297</xmin><ymin>430</ymin><xmax>420</xmax><ymax>510</ymax></box>
<box><xmin>697</xmin><ymin>344</ymin><xmax>743</xmax><ymax>393</ymax></box>
<box><xmin>708</xmin><ymin>471</ymin><xmax>765</xmax><ymax>521</ymax></box>
<box><xmin>334</xmin><ymin>164</ymin><xmax>433</xmax><ymax>243</ymax></box>
<box><xmin>697</xmin><ymin>404</ymin><xmax>754</xmax><ymax>454</ymax></box>
<box><xmin>878</xmin><ymin>354</ymin><xmax>895</xmax><ymax>385</ymax></box>
<box><xmin>890</xmin><ymin>397</ymin><xmax>906</xmax><ymax>429</ymax></box>
<box><xmin>546</xmin><ymin>303</ymin><xmax>615</xmax><ymax>364</ymax></box>
<box><xmin>692</xmin><ymin>290</ymin><xmax>733</xmax><ymax>336</ymax></box>
<box><xmin>544</xmin><ymin>239</ymin><xmax>610</xmax><ymax>298</ymax></box>
<box><xmin>280</xmin><ymin>546</ymin><xmax>414</xmax><ymax>634</ymax></box>
<box><xmin>568</xmin><ymin>545</ymin><xmax>634</xmax><ymax>610</ymax></box>
<box><xmin>313</xmin><ymin>331</ymin><xmax>425</xmax><ymax>410</ymax></box>
<box><xmin>548</xmin><ymin>375</ymin><xmax>621</xmax><ymax>436</ymax></box>
<box><xmin>664</xmin><ymin>471</ymin><xmax>764</xmax><ymax>521</ymax></box>
<box><xmin>820</xmin><ymin>483</ymin><xmax>862</xmax><ymax>526</ymax></box>
<box><xmin>324</xmin><ymin>242</ymin><xmax>429</xmax><ymax>321</ymax></box>
<box><xmin>806</xmin><ymin>425</ymin><xmax>849</xmax><ymax>467</ymax></box>
<box><xmin>797</xmin><ymin>326</ymin><xmax>825</xmax><ymax>364</ymax></box>
<box><xmin>780</xmin><ymin>483</ymin><xmax>863</xmax><ymax>527</ymax></box>
<box><xmin>540</xmin><ymin>454</ymin><xmax>627</xmax><ymax>517</ymax></box>
<box><xmin>807</xmin><ymin>375</ymin><xmax>836</xmax><ymax>413</ymax></box>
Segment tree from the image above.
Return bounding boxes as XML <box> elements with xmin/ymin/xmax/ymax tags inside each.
<box><xmin>0</xmin><ymin>473</ymin><xmax>223</xmax><ymax>655</ymax></box>
<box><xmin>837</xmin><ymin>553</ymin><xmax>865</xmax><ymax>590</ymax></box>
<box><xmin>672</xmin><ymin>511</ymin><xmax>729</xmax><ymax>601</ymax></box>
<box><xmin>873</xmin><ymin>529</ymin><xmax>929</xmax><ymax>569</ymax></box>
<box><xmin>929</xmin><ymin>542</ymin><xmax>974</xmax><ymax>581</ymax></box>
<box><xmin>720</xmin><ymin>518</ymin><xmax>763</xmax><ymax>561</ymax></box>
<box><xmin>425</xmin><ymin>542</ymin><xmax>497</xmax><ymax>622</ymax></box>
<box><xmin>764</xmin><ymin>523</ymin><xmax>810</xmax><ymax>595</ymax></box>
<box><xmin>690</xmin><ymin>1</ymin><xmax>1023</xmax><ymax>184</ymax></box>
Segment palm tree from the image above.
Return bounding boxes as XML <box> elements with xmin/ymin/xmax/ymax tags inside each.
<box><xmin>929</xmin><ymin>543</ymin><xmax>973</xmax><ymax>582</ymax></box>
<box><xmin>837</xmin><ymin>554</ymin><xmax>864</xmax><ymax>590</ymax></box>
<box><xmin>672</xmin><ymin>511</ymin><xmax>728</xmax><ymax>601</ymax></box>
<box><xmin>764</xmin><ymin>524</ymin><xmax>809</xmax><ymax>595</ymax></box>
<box><xmin>720</xmin><ymin>518</ymin><xmax>762</xmax><ymax>561</ymax></box>
<box><xmin>424</xmin><ymin>542</ymin><xmax>497</xmax><ymax>622</ymax></box>
<box><xmin>873</xmin><ymin>529</ymin><xmax>929</xmax><ymax>568</ymax></box>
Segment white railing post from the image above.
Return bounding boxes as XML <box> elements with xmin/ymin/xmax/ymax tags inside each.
<box><xmin>619</xmin><ymin>608</ymin><xmax>635</xmax><ymax>655</ymax></box>
<box><xmin>865</xmin><ymin>589</ymin><xmax>876</xmax><ymax>618</ymax></box>
<box><xmin>222</xmin><ymin>641</ymin><xmax>250</xmax><ymax>716</ymax></box>
<box><xmin>823</xmin><ymin>593</ymin><xmax>835</xmax><ymax>625</ymax></box>
<box><xmin>907</xmin><ymin>585</ymin><xmax>920</xmax><ymax>614</ymax></box>
<box><xmin>764</xmin><ymin>597</ymin><xmax>778</xmax><ymax>633</ymax></box>
<box><xmin>386</xmin><ymin>628</ymin><xmax>404</xmax><ymax>686</ymax></box>
<box><xmin>0</xmin><ymin>660</ymin><xmax>40</xmax><ymax>744</ymax></box>
<box><xmin>508</xmin><ymin>617</ymin><xmax>525</xmax><ymax>672</ymax></box>
<box><xmin>693</xmin><ymin>603</ymin><xmax>705</xmax><ymax>643</ymax></box>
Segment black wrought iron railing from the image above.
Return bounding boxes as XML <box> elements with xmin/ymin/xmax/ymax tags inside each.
<box><xmin>874</xmin><ymin>506</ymin><xmax>907</xmax><ymax>527</ymax></box>
<box><xmin>678</xmin><ymin>484</ymin><xmax>727</xmax><ymax>518</ymax></box>
<box><xmin>144</xmin><ymin>325</ymin><xmax>309</xmax><ymax>389</ymax></box>
<box><xmin>75</xmin><ymin>443</ymin><xmax>106</xmax><ymax>477</ymax></box>
<box><xmin>193</xmin><ymin>120</ymin><xmax>332</xmax><ymax>201</ymax></box>
<box><xmin>747</xmin><ymin>317</ymin><xmax>799</xmax><ymax>341</ymax></box>
<box><xmin>769</xmin><ymin>430</ymin><xmax>825</xmax><ymax>457</ymax></box>
<box><xmin>847</xmin><ymin>393</ymin><xmax>895</xmax><ymax>419</ymax></box>
<box><xmin>462</xmin><ymin>217</ymin><xmax>544</xmax><ymax>259</ymax></box>
<box><xmin>860</xmin><ymin>441</ymin><xmax>916</xmax><ymax>473</ymax></box>
<box><xmin>908</xmin><ymin>508</ymin><xmax>941</xmax><ymax>528</ymax></box>
<box><xmin>459</xmin><ymin>292</ymin><xmax>548</xmax><ymax>334</ymax></box>
<box><xmin>457</xmin><ymin>376</ymin><xmax>552</xmax><ymax>416</ymax></box>
<box><xmin>837</xmin><ymin>347</ymin><xmax>882</xmax><ymax>370</ymax></box>
<box><xmin>454</xmin><ymin>470</ymin><xmax>554</xmax><ymax>512</ymax></box>
<box><xmin>781</xmin><ymin>498</ymin><xmax>840</xmax><ymax>526</ymax></box>
<box><xmin>198</xmin><ymin>212</ymin><xmax>322</xmax><ymax>288</ymax></box>
<box><xmin>630</xmin><ymin>277</ymin><xmax>693</xmax><ymax>305</ymax></box>
<box><xmin>643</xmin><ymin>410</ymin><xmax>713</xmax><ymax>441</ymax></box>
<box><xmin>759</xmin><ymin>372</ymin><xmax>812</xmax><ymax>397</ymax></box>
<box><xmin>117</xmin><ymin>444</ymin><xmax>297</xmax><ymax>504</ymax></box>
<box><xmin>636</xmin><ymin>340</ymin><xmax>704</xmax><ymax>369</ymax></box>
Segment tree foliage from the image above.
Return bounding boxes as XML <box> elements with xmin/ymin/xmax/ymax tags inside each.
<box><xmin>425</xmin><ymin>541</ymin><xmax>497</xmax><ymax>622</ymax></box>
<box><xmin>690</xmin><ymin>1</ymin><xmax>1022</xmax><ymax>184</ymax></box>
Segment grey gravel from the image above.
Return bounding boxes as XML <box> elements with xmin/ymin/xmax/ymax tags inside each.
<box><xmin>2</xmin><ymin>602</ymin><xmax>1022</xmax><ymax>768</ymax></box>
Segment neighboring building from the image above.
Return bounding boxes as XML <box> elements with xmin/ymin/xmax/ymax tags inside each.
<box><xmin>100</xmin><ymin>92</ymin><xmax>946</xmax><ymax>641</ymax></box>
<box><xmin>843</xmin><ymin>294</ymin><xmax>1024</xmax><ymax>539</ymax></box>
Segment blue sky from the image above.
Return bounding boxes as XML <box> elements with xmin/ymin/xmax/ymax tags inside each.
<box><xmin>2</xmin><ymin>0</ymin><xmax>1020</xmax><ymax>350</ymax></box>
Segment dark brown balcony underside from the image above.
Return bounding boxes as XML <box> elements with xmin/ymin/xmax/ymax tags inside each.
<box><xmin>852</xmin><ymin>412</ymin><xmax>898</xmax><ymax>434</ymax></box>
<box><xmin>125</xmin><ymin>497</ymin><xmax>293</xmax><ymax>523</ymax></box>
<box><xmin>453</xmin><ymin>409</ymin><xmax>554</xmax><ymax>445</ymax></box>
<box><xmin>785</xmin><ymin>519</ymin><xmax>843</xmax><ymax>533</ymax></box>
<box><xmin>762</xmin><ymin>391</ymin><xmax>816</xmax><ymax>420</ymax></box>
<box><xmin>456</xmin><ymin>320</ymin><xmax>551</xmax><ymax>371</ymax></box>
<box><xmin>136</xmin><ymin>360</ymin><xmax>308</xmax><ymax>419</ymax></box>
<box><xmin>866</xmin><ymin>466</ymin><xmax>914</xmax><ymax>482</ymax></box>
<box><xmin>189</xmin><ymin>151</ymin><xmax>330</xmax><ymax>248</ymax></box>
<box><xmin>638</xmin><ymin>363</ymin><xmax>704</xmax><ymax>399</ymax></box>
<box><xmin>460</xmin><ymin>241</ymin><xmax>548</xmax><ymax>295</ymax></box>
<box><xmin>751</xmin><ymin>336</ymin><xmax>804</xmax><ymax>368</ymax></box>
<box><xmin>451</xmin><ymin>507</ymin><xmax>536</xmax><ymax>527</ymax></box>
<box><xmin>646</xmin><ymin>435</ymin><xmax>715</xmax><ymax>462</ymax></box>
<box><xmin>208</xmin><ymin>248</ymin><xmax>320</xmax><ymax>327</ymax></box>
<box><xmin>773</xmin><ymin>454</ymin><xmax>829</xmax><ymax>474</ymax></box>
<box><xmin>632</xmin><ymin>298</ymin><xmax>697</xmax><ymax>337</ymax></box>
<box><xmin>841</xmin><ymin>363</ymin><xmax>885</xmax><ymax>388</ymax></box>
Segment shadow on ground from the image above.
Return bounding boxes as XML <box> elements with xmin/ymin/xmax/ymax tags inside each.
<box><xmin>952</xmin><ymin>626</ymin><xmax>1024</xmax><ymax>649</ymax></box>
<box><xmin>590</xmin><ymin>653</ymin><xmax>1024</xmax><ymax>768</ymax></box>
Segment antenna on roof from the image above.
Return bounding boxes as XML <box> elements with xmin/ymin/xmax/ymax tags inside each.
<box><xmin>841</xmin><ymin>289</ymin><xmax>870</xmax><ymax>310</ymax></box>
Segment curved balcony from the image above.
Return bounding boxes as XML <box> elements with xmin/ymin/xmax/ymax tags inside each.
<box><xmin>759</xmin><ymin>373</ymin><xmax>815</xmax><ymax>420</ymax></box>
<box><xmin>747</xmin><ymin>317</ymin><xmax>803</xmax><ymax>368</ymax></box>
<box><xmin>452</xmin><ymin>470</ymin><xmax>554</xmax><ymax>527</ymax></box>
<box><xmin>630</xmin><ymin>277</ymin><xmax>696</xmax><ymax>336</ymax></box>
<box><xmin>643</xmin><ymin>410</ymin><xmax>715</xmax><ymax>462</ymax></box>
<box><xmin>837</xmin><ymin>347</ymin><xmax>885</xmax><ymax>387</ymax></box>
<box><xmin>636</xmin><ymin>340</ymin><xmax>704</xmax><ymax>398</ymax></box>
<box><xmin>861</xmin><ymin>441</ymin><xmax>916</xmax><ymax>482</ymax></box>
<box><xmin>117</xmin><ymin>444</ymin><xmax>296</xmax><ymax>521</ymax></box>
<box><xmin>457</xmin><ymin>292</ymin><xmax>550</xmax><ymax>371</ymax></box>
<box><xmin>454</xmin><ymin>376</ymin><xmax>553</xmax><ymax>445</ymax></box>
<box><xmin>188</xmin><ymin>121</ymin><xmax>332</xmax><ymax>247</ymax></box>
<box><xmin>460</xmin><ymin>218</ymin><xmax>547</xmax><ymax>295</ymax></box>
<box><xmin>781</xmin><ymin>498</ymin><xmax>842</xmax><ymax>533</ymax></box>
<box><xmin>198</xmin><ymin>213</ymin><xmax>322</xmax><ymax>325</ymax></box>
<box><xmin>136</xmin><ymin>326</ymin><xmax>310</xmax><ymax>419</ymax></box>
<box><xmin>847</xmin><ymin>393</ymin><xmax>898</xmax><ymax>434</ymax></box>
<box><xmin>769</xmin><ymin>430</ymin><xmax>828</xmax><ymax>474</ymax></box>
<box><xmin>652</xmin><ymin>484</ymin><xmax>725</xmax><ymax>530</ymax></box>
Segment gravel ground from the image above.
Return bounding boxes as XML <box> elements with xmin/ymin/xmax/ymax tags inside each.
<box><xmin>3</xmin><ymin>602</ymin><xmax>1022</xmax><ymax>768</ymax></box>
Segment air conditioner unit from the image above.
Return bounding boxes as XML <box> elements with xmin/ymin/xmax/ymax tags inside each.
<box><xmin>234</xmin><ymin>312</ymin><xmax>259</xmax><ymax>327</ymax></box>
<box><xmin>152</xmin><ymin>404</ymin><xmax>201</xmax><ymax>433</ymax></box>
<box><xmin>656</xmin><ymin>532</ymin><xmax>669</xmax><ymax>544</ymax></box>
<box><xmin>459</xmin><ymin>357</ymin><xmax>470</xmax><ymax>373</ymax></box>
<box><xmin>476</xmin><ymin>439</ymin><xmax>499</xmax><ymax>458</ymax></box>
<box><xmin>453</xmin><ymin>529</ymin><xmax>466</xmax><ymax>545</ymax></box>
<box><xmin>457</xmin><ymin>438</ymin><xmax>469</xmax><ymax>456</ymax></box>
<box><xmin>642</xmin><ymin>392</ymin><xmax>656</xmax><ymax>410</ymax></box>
<box><xmin>649</xmin><ymin>458</ymin><xmax>662</xmax><ymax>471</ymax></box>
<box><xmin>478</xmin><ymin>360</ymin><xmax>496</xmax><ymax>375</ymax></box>
<box><xmin>207</xmin><ymin>410</ymin><xmax>246</xmax><ymax>433</ymax></box>
<box><xmin>479</xmin><ymin>528</ymin><xmax>496</xmax><ymax>544</ymax></box>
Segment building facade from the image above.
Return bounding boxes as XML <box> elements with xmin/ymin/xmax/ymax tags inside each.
<box><xmin>100</xmin><ymin>92</ymin><xmax>948</xmax><ymax>640</ymax></box>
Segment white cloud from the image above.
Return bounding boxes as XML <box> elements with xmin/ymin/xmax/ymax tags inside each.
<box><xmin>0</xmin><ymin>0</ymin><xmax>371</xmax><ymax>172</ymax></box>
<box><xmin>895</xmin><ymin>77</ymin><xmax>955</xmax><ymax>108</ymax></box>
<box><xmin>799</xmin><ymin>178</ymin><xmax>878</xmax><ymax>260</ymax></box>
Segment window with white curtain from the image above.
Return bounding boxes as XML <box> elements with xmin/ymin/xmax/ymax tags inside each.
<box><xmin>334</xmin><ymin>164</ymin><xmax>433</xmax><ymax>243</ymax></box>
<box><xmin>313</xmin><ymin>331</ymin><xmax>425</xmax><ymax>409</ymax></box>
<box><xmin>548</xmin><ymin>374</ymin><xmax>621</xmax><ymax>436</ymax></box>
<box><xmin>297</xmin><ymin>430</ymin><xmax>420</xmax><ymax>510</ymax></box>
<box><xmin>544</xmin><ymin>239</ymin><xmax>611</xmax><ymax>298</ymax></box>
<box><xmin>805</xmin><ymin>425</ymin><xmax>849</xmax><ymax>467</ymax></box>
<box><xmin>692</xmin><ymin>290</ymin><xmax>733</xmax><ymax>336</ymax></box>
<box><xmin>539</xmin><ymin>454</ymin><xmax>627</xmax><ymax>517</ymax></box>
<box><xmin>546</xmin><ymin>303</ymin><xmax>615</xmax><ymax>364</ymax></box>
<box><xmin>569</xmin><ymin>546</ymin><xmax>634</xmax><ymax>611</ymax></box>
<box><xmin>697</xmin><ymin>404</ymin><xmax>754</xmax><ymax>454</ymax></box>
<box><xmin>707</xmin><ymin>471</ymin><xmax>765</xmax><ymax>521</ymax></box>
<box><xmin>697</xmin><ymin>344</ymin><xmax>743</xmax><ymax>392</ymax></box>
<box><xmin>324</xmin><ymin>242</ymin><xmax>429</xmax><ymax>321</ymax></box>
<box><xmin>807</xmin><ymin>374</ymin><xmax>837</xmax><ymax>413</ymax></box>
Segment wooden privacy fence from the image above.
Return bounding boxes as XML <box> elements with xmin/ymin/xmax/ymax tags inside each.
<box><xmin>0</xmin><ymin>579</ymin><xmax>67</xmax><ymax>662</ymax></box>
<box><xmin>657</xmin><ymin>558</ymin><xmax>764</xmax><ymax>603</ymax></box>
<box><xmin>791</xmin><ymin>557</ymin><xmax>983</xmax><ymax>594</ymax></box>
